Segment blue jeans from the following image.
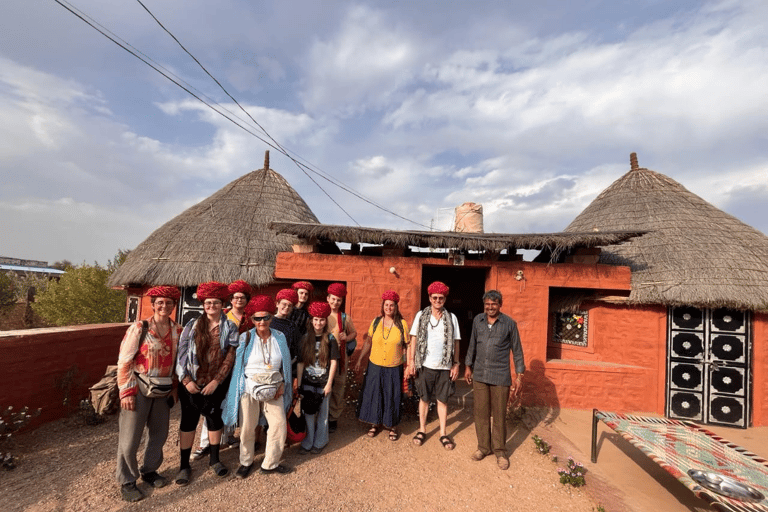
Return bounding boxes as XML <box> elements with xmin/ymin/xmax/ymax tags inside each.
<box><xmin>301</xmin><ymin>393</ymin><xmax>330</xmax><ymax>450</ymax></box>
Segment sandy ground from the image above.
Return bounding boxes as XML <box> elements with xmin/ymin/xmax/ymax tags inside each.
<box><xmin>1</xmin><ymin>385</ymin><xmax>604</xmax><ymax>512</ymax></box>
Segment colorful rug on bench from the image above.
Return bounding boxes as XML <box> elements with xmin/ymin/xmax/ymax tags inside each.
<box><xmin>595</xmin><ymin>411</ymin><xmax>768</xmax><ymax>512</ymax></box>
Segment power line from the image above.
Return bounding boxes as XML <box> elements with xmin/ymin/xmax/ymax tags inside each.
<box><xmin>54</xmin><ymin>0</ymin><xmax>431</xmax><ymax>229</ymax></box>
<box><xmin>133</xmin><ymin>0</ymin><xmax>430</xmax><ymax>229</ymax></box>
<box><xmin>54</xmin><ymin>0</ymin><xmax>359</xmax><ymax>226</ymax></box>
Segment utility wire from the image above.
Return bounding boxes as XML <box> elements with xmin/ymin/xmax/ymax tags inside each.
<box><xmin>133</xmin><ymin>0</ymin><xmax>430</xmax><ymax>229</ymax></box>
<box><xmin>55</xmin><ymin>0</ymin><xmax>430</xmax><ymax>229</ymax></box>
<box><xmin>55</xmin><ymin>0</ymin><xmax>359</xmax><ymax>226</ymax></box>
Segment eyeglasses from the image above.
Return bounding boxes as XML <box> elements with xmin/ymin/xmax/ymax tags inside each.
<box><xmin>232</xmin><ymin>295</ymin><xmax>247</xmax><ymax>301</ymax></box>
<box><xmin>430</xmin><ymin>295</ymin><xmax>446</xmax><ymax>302</ymax></box>
<box><xmin>251</xmin><ymin>314</ymin><xmax>272</xmax><ymax>322</ymax></box>
<box><xmin>203</xmin><ymin>300</ymin><xmax>222</xmax><ymax>307</ymax></box>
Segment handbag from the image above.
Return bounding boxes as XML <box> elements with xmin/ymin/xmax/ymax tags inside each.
<box><xmin>135</xmin><ymin>371</ymin><xmax>173</xmax><ymax>398</ymax></box>
<box><xmin>248</xmin><ymin>371</ymin><xmax>284</xmax><ymax>402</ymax></box>
<box><xmin>286</xmin><ymin>395</ymin><xmax>307</xmax><ymax>444</ymax></box>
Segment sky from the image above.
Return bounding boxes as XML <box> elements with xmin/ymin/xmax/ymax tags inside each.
<box><xmin>1</xmin><ymin>0</ymin><xmax>767</xmax><ymax>265</ymax></box>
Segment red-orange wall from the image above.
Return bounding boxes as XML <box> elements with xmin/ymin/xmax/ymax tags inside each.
<box><xmin>753</xmin><ymin>312</ymin><xmax>768</xmax><ymax>427</ymax></box>
<box><xmin>0</xmin><ymin>324</ymin><xmax>128</xmax><ymax>428</ymax></box>
<box><xmin>274</xmin><ymin>251</ymin><xmax>768</xmax><ymax>425</ymax></box>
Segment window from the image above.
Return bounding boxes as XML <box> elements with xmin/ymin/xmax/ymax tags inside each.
<box><xmin>553</xmin><ymin>311</ymin><xmax>588</xmax><ymax>347</ymax></box>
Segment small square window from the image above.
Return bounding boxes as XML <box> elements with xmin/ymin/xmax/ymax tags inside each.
<box><xmin>553</xmin><ymin>311</ymin><xmax>588</xmax><ymax>347</ymax></box>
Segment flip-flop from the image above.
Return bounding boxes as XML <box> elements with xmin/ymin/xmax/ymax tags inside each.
<box><xmin>210</xmin><ymin>462</ymin><xmax>229</xmax><ymax>477</ymax></box>
<box><xmin>412</xmin><ymin>431</ymin><xmax>426</xmax><ymax>446</ymax></box>
<box><xmin>174</xmin><ymin>467</ymin><xmax>191</xmax><ymax>486</ymax></box>
<box><xmin>439</xmin><ymin>435</ymin><xmax>455</xmax><ymax>451</ymax></box>
<box><xmin>388</xmin><ymin>429</ymin><xmax>400</xmax><ymax>441</ymax></box>
<box><xmin>367</xmin><ymin>425</ymin><xmax>380</xmax><ymax>438</ymax></box>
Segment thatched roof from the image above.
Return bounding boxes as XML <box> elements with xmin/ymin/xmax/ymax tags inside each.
<box><xmin>269</xmin><ymin>221</ymin><xmax>644</xmax><ymax>255</ymax></box>
<box><xmin>565</xmin><ymin>153</ymin><xmax>768</xmax><ymax>311</ymax></box>
<box><xmin>109</xmin><ymin>153</ymin><xmax>319</xmax><ymax>288</ymax></box>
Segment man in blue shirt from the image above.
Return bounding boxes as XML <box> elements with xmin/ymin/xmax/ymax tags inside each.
<box><xmin>464</xmin><ymin>290</ymin><xmax>525</xmax><ymax>470</ymax></box>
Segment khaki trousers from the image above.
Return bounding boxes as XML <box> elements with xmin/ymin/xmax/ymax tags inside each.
<box><xmin>473</xmin><ymin>380</ymin><xmax>509</xmax><ymax>457</ymax></box>
<box><xmin>239</xmin><ymin>393</ymin><xmax>286</xmax><ymax>469</ymax></box>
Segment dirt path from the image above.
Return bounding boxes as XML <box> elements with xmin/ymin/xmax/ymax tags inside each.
<box><xmin>2</xmin><ymin>398</ymin><xmax>604</xmax><ymax>512</ymax></box>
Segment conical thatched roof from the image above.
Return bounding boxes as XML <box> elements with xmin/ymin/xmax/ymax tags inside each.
<box><xmin>565</xmin><ymin>153</ymin><xmax>768</xmax><ymax>311</ymax></box>
<box><xmin>109</xmin><ymin>153</ymin><xmax>319</xmax><ymax>288</ymax></box>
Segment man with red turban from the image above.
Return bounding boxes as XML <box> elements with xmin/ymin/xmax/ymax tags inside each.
<box><xmin>406</xmin><ymin>281</ymin><xmax>461</xmax><ymax>451</ymax></box>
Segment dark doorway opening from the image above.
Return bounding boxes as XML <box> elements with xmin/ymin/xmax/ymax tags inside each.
<box><xmin>420</xmin><ymin>266</ymin><xmax>488</xmax><ymax>363</ymax></box>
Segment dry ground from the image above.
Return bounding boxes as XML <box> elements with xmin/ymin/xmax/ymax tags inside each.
<box><xmin>1</xmin><ymin>395</ymin><xmax>605</xmax><ymax>512</ymax></box>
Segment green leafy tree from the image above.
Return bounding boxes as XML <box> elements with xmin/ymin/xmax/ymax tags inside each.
<box><xmin>32</xmin><ymin>263</ymin><xmax>126</xmax><ymax>326</ymax></box>
<box><xmin>0</xmin><ymin>272</ymin><xmax>18</xmax><ymax>315</ymax></box>
<box><xmin>51</xmin><ymin>260</ymin><xmax>74</xmax><ymax>271</ymax></box>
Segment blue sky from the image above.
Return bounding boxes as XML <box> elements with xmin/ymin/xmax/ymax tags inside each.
<box><xmin>2</xmin><ymin>0</ymin><xmax>767</xmax><ymax>265</ymax></box>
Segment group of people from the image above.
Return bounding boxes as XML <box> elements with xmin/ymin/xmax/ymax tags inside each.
<box><xmin>115</xmin><ymin>278</ymin><xmax>525</xmax><ymax>503</ymax></box>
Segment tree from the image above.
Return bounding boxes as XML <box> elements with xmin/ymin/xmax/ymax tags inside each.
<box><xmin>32</xmin><ymin>263</ymin><xmax>126</xmax><ymax>326</ymax></box>
<box><xmin>0</xmin><ymin>272</ymin><xmax>18</xmax><ymax>315</ymax></box>
<box><xmin>51</xmin><ymin>260</ymin><xmax>74</xmax><ymax>271</ymax></box>
<box><xmin>107</xmin><ymin>249</ymin><xmax>130</xmax><ymax>274</ymax></box>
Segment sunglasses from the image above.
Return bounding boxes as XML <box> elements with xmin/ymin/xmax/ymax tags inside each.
<box><xmin>251</xmin><ymin>314</ymin><xmax>272</xmax><ymax>322</ymax></box>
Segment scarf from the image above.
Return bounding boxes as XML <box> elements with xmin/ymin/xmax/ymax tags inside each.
<box><xmin>176</xmin><ymin>313</ymin><xmax>237</xmax><ymax>383</ymax></box>
<box><xmin>414</xmin><ymin>306</ymin><xmax>454</xmax><ymax>370</ymax></box>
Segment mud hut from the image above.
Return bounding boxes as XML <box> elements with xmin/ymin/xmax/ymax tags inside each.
<box><xmin>557</xmin><ymin>153</ymin><xmax>768</xmax><ymax>427</ymax></box>
<box><xmin>109</xmin><ymin>152</ymin><xmax>320</xmax><ymax>323</ymax></box>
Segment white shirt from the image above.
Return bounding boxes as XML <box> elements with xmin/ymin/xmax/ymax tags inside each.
<box><xmin>410</xmin><ymin>310</ymin><xmax>461</xmax><ymax>370</ymax></box>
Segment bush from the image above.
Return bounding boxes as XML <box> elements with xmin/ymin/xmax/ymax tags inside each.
<box><xmin>32</xmin><ymin>264</ymin><xmax>126</xmax><ymax>326</ymax></box>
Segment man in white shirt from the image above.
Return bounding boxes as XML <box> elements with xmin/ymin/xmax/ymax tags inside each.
<box><xmin>406</xmin><ymin>281</ymin><xmax>461</xmax><ymax>451</ymax></box>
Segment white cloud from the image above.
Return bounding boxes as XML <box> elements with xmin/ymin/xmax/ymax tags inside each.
<box><xmin>301</xmin><ymin>5</ymin><xmax>421</xmax><ymax>115</ymax></box>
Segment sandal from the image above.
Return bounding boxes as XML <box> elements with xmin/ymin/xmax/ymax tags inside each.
<box><xmin>412</xmin><ymin>431</ymin><xmax>426</xmax><ymax>446</ymax></box>
<box><xmin>388</xmin><ymin>429</ymin><xmax>399</xmax><ymax>441</ymax></box>
<box><xmin>439</xmin><ymin>435</ymin><xmax>455</xmax><ymax>451</ymax></box>
<box><xmin>210</xmin><ymin>461</ymin><xmax>229</xmax><ymax>477</ymax></box>
<box><xmin>174</xmin><ymin>467</ymin><xmax>191</xmax><ymax>486</ymax></box>
<box><xmin>367</xmin><ymin>425</ymin><xmax>380</xmax><ymax>438</ymax></box>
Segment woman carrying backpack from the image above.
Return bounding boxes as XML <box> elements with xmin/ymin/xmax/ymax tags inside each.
<box><xmin>354</xmin><ymin>290</ymin><xmax>409</xmax><ymax>441</ymax></box>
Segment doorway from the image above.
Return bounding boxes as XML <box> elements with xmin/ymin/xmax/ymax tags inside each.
<box><xmin>420</xmin><ymin>266</ymin><xmax>488</xmax><ymax>363</ymax></box>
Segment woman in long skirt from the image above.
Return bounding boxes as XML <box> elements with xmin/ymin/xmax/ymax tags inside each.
<box><xmin>355</xmin><ymin>290</ymin><xmax>409</xmax><ymax>440</ymax></box>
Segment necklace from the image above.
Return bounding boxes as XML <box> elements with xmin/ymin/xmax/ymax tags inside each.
<box><xmin>259</xmin><ymin>335</ymin><xmax>272</xmax><ymax>369</ymax></box>
<box><xmin>381</xmin><ymin>319</ymin><xmax>394</xmax><ymax>340</ymax></box>
<box><xmin>429</xmin><ymin>310</ymin><xmax>442</xmax><ymax>329</ymax></box>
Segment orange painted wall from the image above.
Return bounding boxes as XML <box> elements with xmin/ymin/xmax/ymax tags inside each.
<box><xmin>273</xmin><ymin>252</ymin><xmax>678</xmax><ymax>416</ymax></box>
<box><xmin>540</xmin><ymin>303</ymin><xmax>668</xmax><ymax>414</ymax></box>
<box><xmin>0</xmin><ymin>324</ymin><xmax>128</xmax><ymax>428</ymax></box>
<box><xmin>753</xmin><ymin>313</ymin><xmax>768</xmax><ymax>427</ymax></box>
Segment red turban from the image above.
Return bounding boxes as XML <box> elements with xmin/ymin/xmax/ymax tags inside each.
<box><xmin>381</xmin><ymin>290</ymin><xmax>400</xmax><ymax>303</ymax></box>
<box><xmin>292</xmin><ymin>281</ymin><xmax>314</xmax><ymax>293</ymax></box>
<box><xmin>196</xmin><ymin>281</ymin><xmax>230</xmax><ymax>301</ymax></box>
<box><xmin>307</xmin><ymin>301</ymin><xmax>331</xmax><ymax>319</ymax></box>
<box><xmin>146</xmin><ymin>285</ymin><xmax>181</xmax><ymax>301</ymax></box>
<box><xmin>276</xmin><ymin>288</ymin><xmax>299</xmax><ymax>304</ymax></box>
<box><xmin>245</xmin><ymin>295</ymin><xmax>275</xmax><ymax>317</ymax></box>
<box><xmin>327</xmin><ymin>282</ymin><xmax>347</xmax><ymax>298</ymax></box>
<box><xmin>427</xmin><ymin>281</ymin><xmax>449</xmax><ymax>295</ymax></box>
<box><xmin>228</xmin><ymin>280</ymin><xmax>253</xmax><ymax>298</ymax></box>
